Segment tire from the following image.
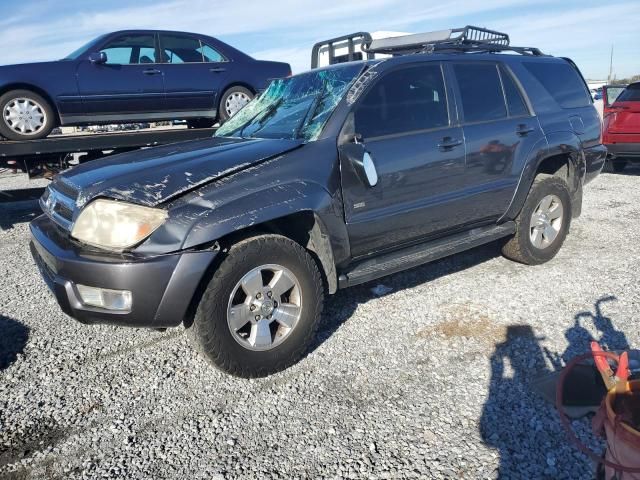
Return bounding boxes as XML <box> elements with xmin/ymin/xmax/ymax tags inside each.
<box><xmin>186</xmin><ymin>118</ymin><xmax>215</xmax><ymax>129</ymax></box>
<box><xmin>502</xmin><ymin>174</ymin><xmax>571</xmax><ymax>265</ymax></box>
<box><xmin>0</xmin><ymin>89</ymin><xmax>56</xmax><ymax>140</ymax></box>
<box><xmin>188</xmin><ymin>234</ymin><xmax>324</xmax><ymax>378</ymax></box>
<box><xmin>218</xmin><ymin>86</ymin><xmax>253</xmax><ymax>123</ymax></box>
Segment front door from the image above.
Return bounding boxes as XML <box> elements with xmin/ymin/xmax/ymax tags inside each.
<box><xmin>76</xmin><ymin>33</ymin><xmax>165</xmax><ymax>117</ymax></box>
<box><xmin>340</xmin><ymin>63</ymin><xmax>467</xmax><ymax>258</ymax></box>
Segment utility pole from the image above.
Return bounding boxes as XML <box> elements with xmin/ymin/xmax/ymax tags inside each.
<box><xmin>608</xmin><ymin>45</ymin><xmax>614</xmax><ymax>83</ymax></box>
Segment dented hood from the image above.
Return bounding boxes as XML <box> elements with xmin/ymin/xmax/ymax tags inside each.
<box><xmin>61</xmin><ymin>137</ymin><xmax>303</xmax><ymax>207</ymax></box>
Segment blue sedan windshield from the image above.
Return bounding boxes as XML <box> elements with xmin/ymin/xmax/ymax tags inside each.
<box><xmin>215</xmin><ymin>63</ymin><xmax>364</xmax><ymax>141</ymax></box>
<box><xmin>64</xmin><ymin>34</ymin><xmax>109</xmax><ymax>60</ymax></box>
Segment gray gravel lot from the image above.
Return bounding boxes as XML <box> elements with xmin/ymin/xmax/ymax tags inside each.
<box><xmin>1</xmin><ymin>167</ymin><xmax>639</xmax><ymax>479</ymax></box>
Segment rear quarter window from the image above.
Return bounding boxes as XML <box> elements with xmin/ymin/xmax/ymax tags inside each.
<box><xmin>523</xmin><ymin>61</ymin><xmax>591</xmax><ymax>109</ymax></box>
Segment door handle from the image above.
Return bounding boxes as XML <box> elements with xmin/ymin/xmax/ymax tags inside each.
<box><xmin>143</xmin><ymin>68</ymin><xmax>162</xmax><ymax>75</ymax></box>
<box><xmin>516</xmin><ymin>124</ymin><xmax>535</xmax><ymax>136</ymax></box>
<box><xmin>209</xmin><ymin>67</ymin><xmax>226</xmax><ymax>73</ymax></box>
<box><xmin>437</xmin><ymin>137</ymin><xmax>462</xmax><ymax>150</ymax></box>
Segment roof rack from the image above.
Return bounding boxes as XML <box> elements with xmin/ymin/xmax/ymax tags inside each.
<box><xmin>363</xmin><ymin>26</ymin><xmax>544</xmax><ymax>56</ymax></box>
<box><xmin>311</xmin><ymin>32</ymin><xmax>375</xmax><ymax>69</ymax></box>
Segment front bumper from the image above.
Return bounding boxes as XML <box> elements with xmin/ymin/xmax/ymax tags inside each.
<box><xmin>605</xmin><ymin>142</ymin><xmax>640</xmax><ymax>160</ymax></box>
<box><xmin>30</xmin><ymin>214</ymin><xmax>218</xmax><ymax>328</ymax></box>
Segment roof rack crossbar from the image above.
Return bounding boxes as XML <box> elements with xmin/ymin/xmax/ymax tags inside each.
<box><xmin>361</xmin><ymin>25</ymin><xmax>543</xmax><ymax>57</ymax></box>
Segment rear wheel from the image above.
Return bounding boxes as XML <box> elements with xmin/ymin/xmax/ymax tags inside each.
<box><xmin>502</xmin><ymin>174</ymin><xmax>571</xmax><ymax>265</ymax></box>
<box><xmin>0</xmin><ymin>89</ymin><xmax>56</xmax><ymax>140</ymax></box>
<box><xmin>219</xmin><ymin>86</ymin><xmax>253</xmax><ymax>123</ymax></box>
<box><xmin>188</xmin><ymin>234</ymin><xmax>324</xmax><ymax>378</ymax></box>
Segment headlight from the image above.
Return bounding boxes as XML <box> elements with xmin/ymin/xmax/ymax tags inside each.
<box><xmin>71</xmin><ymin>199</ymin><xmax>167</xmax><ymax>250</ymax></box>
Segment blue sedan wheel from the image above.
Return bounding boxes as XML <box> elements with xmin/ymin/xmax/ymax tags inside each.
<box><xmin>0</xmin><ymin>89</ymin><xmax>55</xmax><ymax>140</ymax></box>
<box><xmin>220</xmin><ymin>86</ymin><xmax>254</xmax><ymax>122</ymax></box>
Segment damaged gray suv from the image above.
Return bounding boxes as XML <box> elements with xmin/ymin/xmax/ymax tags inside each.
<box><xmin>31</xmin><ymin>27</ymin><xmax>606</xmax><ymax>377</ymax></box>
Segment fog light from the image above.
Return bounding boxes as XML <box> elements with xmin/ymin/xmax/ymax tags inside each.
<box><xmin>76</xmin><ymin>284</ymin><xmax>132</xmax><ymax>311</ymax></box>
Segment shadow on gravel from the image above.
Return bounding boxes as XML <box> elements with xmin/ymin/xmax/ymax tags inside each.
<box><xmin>0</xmin><ymin>200</ymin><xmax>40</xmax><ymax>230</ymax></box>
<box><xmin>604</xmin><ymin>162</ymin><xmax>640</xmax><ymax>176</ymax></box>
<box><xmin>311</xmin><ymin>240</ymin><xmax>503</xmax><ymax>352</ymax></box>
<box><xmin>479</xmin><ymin>296</ymin><xmax>630</xmax><ymax>478</ymax></box>
<box><xmin>0</xmin><ymin>315</ymin><xmax>29</xmax><ymax>370</ymax></box>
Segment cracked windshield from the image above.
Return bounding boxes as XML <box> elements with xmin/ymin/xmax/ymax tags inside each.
<box><xmin>215</xmin><ymin>64</ymin><xmax>364</xmax><ymax>141</ymax></box>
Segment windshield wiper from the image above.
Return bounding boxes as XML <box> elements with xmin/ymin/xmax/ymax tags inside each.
<box><xmin>294</xmin><ymin>80</ymin><xmax>327</xmax><ymax>139</ymax></box>
<box><xmin>239</xmin><ymin>97</ymin><xmax>284</xmax><ymax>139</ymax></box>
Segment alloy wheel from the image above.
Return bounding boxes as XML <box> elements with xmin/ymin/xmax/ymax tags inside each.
<box><xmin>529</xmin><ymin>194</ymin><xmax>564</xmax><ymax>249</ymax></box>
<box><xmin>227</xmin><ymin>264</ymin><xmax>302</xmax><ymax>351</ymax></box>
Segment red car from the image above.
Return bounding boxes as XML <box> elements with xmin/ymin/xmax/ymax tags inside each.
<box><xmin>603</xmin><ymin>82</ymin><xmax>640</xmax><ymax>172</ymax></box>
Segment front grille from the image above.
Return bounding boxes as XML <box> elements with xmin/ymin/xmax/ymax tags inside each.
<box><xmin>41</xmin><ymin>184</ymin><xmax>78</xmax><ymax>231</ymax></box>
<box><xmin>53</xmin><ymin>202</ymin><xmax>73</xmax><ymax>222</ymax></box>
<box><xmin>52</xmin><ymin>179</ymin><xmax>79</xmax><ymax>201</ymax></box>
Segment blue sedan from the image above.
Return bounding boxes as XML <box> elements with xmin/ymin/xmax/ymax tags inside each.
<box><xmin>0</xmin><ymin>30</ymin><xmax>291</xmax><ymax>140</ymax></box>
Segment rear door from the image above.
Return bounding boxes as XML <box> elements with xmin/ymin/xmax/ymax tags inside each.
<box><xmin>158</xmin><ymin>33</ymin><xmax>228</xmax><ymax>116</ymax></box>
<box><xmin>450</xmin><ymin>61</ymin><xmax>544</xmax><ymax>221</ymax></box>
<box><xmin>341</xmin><ymin>62</ymin><xmax>467</xmax><ymax>257</ymax></box>
<box><xmin>605</xmin><ymin>83</ymin><xmax>640</xmax><ymax>142</ymax></box>
<box><xmin>76</xmin><ymin>33</ymin><xmax>166</xmax><ymax>116</ymax></box>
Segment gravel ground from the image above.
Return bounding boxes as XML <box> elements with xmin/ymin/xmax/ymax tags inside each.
<box><xmin>0</xmin><ymin>167</ymin><xmax>639</xmax><ymax>479</ymax></box>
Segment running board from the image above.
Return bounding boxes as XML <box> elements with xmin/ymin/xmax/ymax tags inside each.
<box><xmin>338</xmin><ymin>222</ymin><xmax>515</xmax><ymax>288</ymax></box>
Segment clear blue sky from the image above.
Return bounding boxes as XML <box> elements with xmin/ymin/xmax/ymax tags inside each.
<box><xmin>1</xmin><ymin>0</ymin><xmax>638</xmax><ymax>80</ymax></box>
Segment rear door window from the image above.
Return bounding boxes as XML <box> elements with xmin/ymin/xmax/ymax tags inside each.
<box><xmin>355</xmin><ymin>64</ymin><xmax>449</xmax><ymax>139</ymax></box>
<box><xmin>453</xmin><ymin>63</ymin><xmax>507</xmax><ymax>123</ymax></box>
<box><xmin>161</xmin><ymin>34</ymin><xmax>205</xmax><ymax>63</ymax></box>
<box><xmin>499</xmin><ymin>66</ymin><xmax>529</xmax><ymax>117</ymax></box>
<box><xmin>523</xmin><ymin>61</ymin><xmax>591</xmax><ymax>108</ymax></box>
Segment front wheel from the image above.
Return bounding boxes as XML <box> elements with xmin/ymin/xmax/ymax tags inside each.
<box><xmin>218</xmin><ymin>86</ymin><xmax>253</xmax><ymax>123</ymax></box>
<box><xmin>188</xmin><ymin>234</ymin><xmax>324</xmax><ymax>378</ymax></box>
<box><xmin>0</xmin><ymin>89</ymin><xmax>56</xmax><ymax>140</ymax></box>
<box><xmin>502</xmin><ymin>174</ymin><xmax>571</xmax><ymax>265</ymax></box>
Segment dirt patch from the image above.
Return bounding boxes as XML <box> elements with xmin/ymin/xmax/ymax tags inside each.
<box><xmin>417</xmin><ymin>303</ymin><xmax>509</xmax><ymax>344</ymax></box>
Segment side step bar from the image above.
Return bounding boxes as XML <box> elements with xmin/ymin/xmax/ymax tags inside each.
<box><xmin>338</xmin><ymin>222</ymin><xmax>515</xmax><ymax>288</ymax></box>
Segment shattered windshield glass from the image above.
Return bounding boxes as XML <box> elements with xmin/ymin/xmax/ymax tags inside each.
<box><xmin>215</xmin><ymin>63</ymin><xmax>364</xmax><ymax>141</ymax></box>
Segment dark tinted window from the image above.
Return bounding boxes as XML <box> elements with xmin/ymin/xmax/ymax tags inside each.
<box><xmin>616</xmin><ymin>84</ymin><xmax>640</xmax><ymax>102</ymax></box>
<box><xmin>454</xmin><ymin>63</ymin><xmax>507</xmax><ymax>123</ymax></box>
<box><xmin>100</xmin><ymin>34</ymin><xmax>157</xmax><ymax>64</ymax></box>
<box><xmin>161</xmin><ymin>34</ymin><xmax>205</xmax><ymax>63</ymax></box>
<box><xmin>500</xmin><ymin>66</ymin><xmax>529</xmax><ymax>117</ymax></box>
<box><xmin>523</xmin><ymin>61</ymin><xmax>591</xmax><ymax>108</ymax></box>
<box><xmin>355</xmin><ymin>64</ymin><xmax>448</xmax><ymax>139</ymax></box>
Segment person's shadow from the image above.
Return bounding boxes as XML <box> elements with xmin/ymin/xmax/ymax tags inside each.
<box><xmin>548</xmin><ymin>295</ymin><xmax>629</xmax><ymax>369</ymax></box>
<box><xmin>480</xmin><ymin>296</ymin><xmax>630</xmax><ymax>478</ymax></box>
<box><xmin>0</xmin><ymin>315</ymin><xmax>29</xmax><ymax>370</ymax></box>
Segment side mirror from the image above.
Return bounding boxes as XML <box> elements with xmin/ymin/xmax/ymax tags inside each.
<box><xmin>362</xmin><ymin>151</ymin><xmax>378</xmax><ymax>187</ymax></box>
<box><xmin>339</xmin><ymin>142</ymin><xmax>379</xmax><ymax>188</ymax></box>
<box><xmin>88</xmin><ymin>51</ymin><xmax>107</xmax><ymax>64</ymax></box>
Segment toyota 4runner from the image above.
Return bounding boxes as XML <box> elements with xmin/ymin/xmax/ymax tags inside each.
<box><xmin>30</xmin><ymin>27</ymin><xmax>606</xmax><ymax>377</ymax></box>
